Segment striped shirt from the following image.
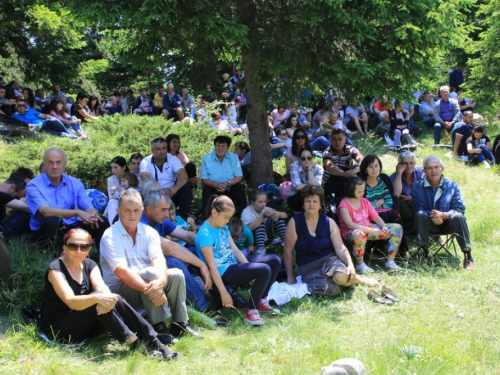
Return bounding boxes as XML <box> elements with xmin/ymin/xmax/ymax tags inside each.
<box><xmin>365</xmin><ymin>177</ymin><xmax>392</xmax><ymax>209</ymax></box>
<box><xmin>322</xmin><ymin>145</ymin><xmax>362</xmax><ymax>182</ymax></box>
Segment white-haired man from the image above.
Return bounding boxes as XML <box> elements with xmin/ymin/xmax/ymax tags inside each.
<box><xmin>432</xmin><ymin>86</ymin><xmax>461</xmax><ymax>146</ymax></box>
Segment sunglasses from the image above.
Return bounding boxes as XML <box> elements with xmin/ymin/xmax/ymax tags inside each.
<box><xmin>278</xmin><ymin>133</ymin><xmax>287</xmax><ymax>136</ymax></box>
<box><xmin>300</xmin><ymin>156</ymin><xmax>313</xmax><ymax>161</ymax></box>
<box><xmin>295</xmin><ymin>135</ymin><xmax>306</xmax><ymax>140</ymax></box>
<box><xmin>16</xmin><ymin>104</ymin><xmax>26</xmax><ymax>107</ymax></box>
<box><xmin>65</xmin><ymin>243</ymin><xmax>92</xmax><ymax>251</ymax></box>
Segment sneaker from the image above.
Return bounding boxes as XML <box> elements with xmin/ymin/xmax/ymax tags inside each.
<box><xmin>463</xmin><ymin>259</ymin><xmax>475</xmax><ymax>271</ymax></box>
<box><xmin>385</xmin><ymin>261</ymin><xmax>403</xmax><ymax>271</ymax></box>
<box><xmin>258</xmin><ymin>298</ymin><xmax>280</xmax><ymax>314</ymax></box>
<box><xmin>244</xmin><ymin>309</ymin><xmax>264</xmax><ymax>326</ymax></box>
<box><xmin>152</xmin><ymin>322</ymin><xmax>179</xmax><ymax>346</ymax></box>
<box><xmin>356</xmin><ymin>263</ymin><xmax>374</xmax><ymax>273</ymax></box>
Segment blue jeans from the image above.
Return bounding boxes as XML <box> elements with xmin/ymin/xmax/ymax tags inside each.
<box><xmin>468</xmin><ymin>145</ymin><xmax>495</xmax><ymax>163</ymax></box>
<box><xmin>66</xmin><ymin>116</ymin><xmax>83</xmax><ymax>134</ymax></box>
<box><xmin>42</xmin><ymin>119</ymin><xmax>78</xmax><ymax>138</ymax></box>
<box><xmin>310</xmin><ymin>136</ymin><xmax>331</xmax><ymax>151</ymax></box>
<box><xmin>166</xmin><ymin>256</ymin><xmax>210</xmax><ymax>312</ymax></box>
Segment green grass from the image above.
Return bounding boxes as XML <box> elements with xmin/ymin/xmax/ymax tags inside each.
<box><xmin>1</xmin><ymin>117</ymin><xmax>500</xmax><ymax>374</ymax></box>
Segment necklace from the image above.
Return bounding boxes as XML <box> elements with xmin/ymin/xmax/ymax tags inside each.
<box><xmin>306</xmin><ymin>217</ymin><xmax>319</xmax><ymax>237</ymax></box>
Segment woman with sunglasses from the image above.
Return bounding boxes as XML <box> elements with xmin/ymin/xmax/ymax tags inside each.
<box><xmin>41</xmin><ymin>228</ymin><xmax>176</xmax><ymax>360</ymax></box>
<box><xmin>285</xmin><ymin>128</ymin><xmax>330</xmax><ymax>177</ymax></box>
<box><xmin>287</xmin><ymin>147</ymin><xmax>323</xmax><ymax>212</ymax></box>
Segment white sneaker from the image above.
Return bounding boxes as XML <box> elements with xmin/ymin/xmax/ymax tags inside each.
<box><xmin>385</xmin><ymin>261</ymin><xmax>402</xmax><ymax>271</ymax></box>
<box><xmin>356</xmin><ymin>263</ymin><xmax>374</xmax><ymax>273</ymax></box>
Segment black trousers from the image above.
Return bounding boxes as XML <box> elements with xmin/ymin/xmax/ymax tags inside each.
<box><xmin>201</xmin><ymin>182</ymin><xmax>246</xmax><ymax>216</ymax></box>
<box><xmin>42</xmin><ymin>295</ymin><xmax>157</xmax><ymax>343</ymax></box>
<box><xmin>415</xmin><ymin>211</ymin><xmax>471</xmax><ymax>250</ymax></box>
<box><xmin>324</xmin><ymin>175</ymin><xmax>348</xmax><ymax>205</ymax></box>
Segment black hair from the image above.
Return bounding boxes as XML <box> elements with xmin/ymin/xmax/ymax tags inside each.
<box><xmin>9</xmin><ymin>167</ymin><xmax>35</xmax><ymax>181</ymax></box>
<box><xmin>234</xmin><ymin>141</ymin><xmax>250</xmax><ymax>154</ymax></box>
<box><xmin>247</xmin><ymin>188</ymin><xmax>267</xmax><ymax>203</ymax></box>
<box><xmin>129</xmin><ymin>152</ymin><xmax>144</xmax><ymax>163</ymax></box>
<box><xmin>229</xmin><ymin>217</ymin><xmax>243</xmax><ymax>237</ymax></box>
<box><xmin>49</xmin><ymin>99</ymin><xmax>64</xmax><ymax>116</ymax></box>
<box><xmin>213</xmin><ymin>135</ymin><xmax>232</xmax><ymax>147</ymax></box>
<box><xmin>331</xmin><ymin>128</ymin><xmax>346</xmax><ymax>137</ymax></box>
<box><xmin>23</xmin><ymin>87</ymin><xmax>35</xmax><ymax>108</ymax></box>
<box><xmin>166</xmin><ymin>134</ymin><xmax>181</xmax><ymax>154</ymax></box>
<box><xmin>299</xmin><ymin>146</ymin><xmax>314</xmax><ymax>158</ymax></box>
<box><xmin>76</xmin><ymin>92</ymin><xmax>88</xmax><ymax>102</ymax></box>
<box><xmin>285</xmin><ymin>114</ymin><xmax>297</xmax><ymax>129</ymax></box>
<box><xmin>291</xmin><ymin>128</ymin><xmax>311</xmax><ymax>157</ymax></box>
<box><xmin>345</xmin><ymin>176</ymin><xmax>366</xmax><ymax>199</ymax></box>
<box><xmin>359</xmin><ymin>154</ymin><xmax>383</xmax><ymax>179</ymax></box>
<box><xmin>121</xmin><ymin>172</ymin><xmax>139</xmax><ymax>188</ymax></box>
<box><xmin>110</xmin><ymin>156</ymin><xmax>129</xmax><ymax>171</ymax></box>
<box><xmin>3</xmin><ymin>177</ymin><xmax>26</xmax><ymax>192</ymax></box>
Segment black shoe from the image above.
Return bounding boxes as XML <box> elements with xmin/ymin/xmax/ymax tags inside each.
<box><xmin>170</xmin><ymin>322</ymin><xmax>203</xmax><ymax>338</ymax></box>
<box><xmin>152</xmin><ymin>322</ymin><xmax>179</xmax><ymax>346</ymax></box>
<box><xmin>207</xmin><ymin>310</ymin><xmax>231</xmax><ymax>327</ymax></box>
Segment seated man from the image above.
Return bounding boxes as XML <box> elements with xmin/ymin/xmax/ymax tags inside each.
<box><xmin>163</xmin><ymin>83</ymin><xmax>185</xmax><ymax>121</ymax></box>
<box><xmin>375</xmin><ymin>111</ymin><xmax>391</xmax><ymax>137</ymax></box>
<box><xmin>452</xmin><ymin>110</ymin><xmax>474</xmax><ymax>159</ymax></box>
<box><xmin>412</xmin><ymin>156</ymin><xmax>474</xmax><ymax>270</ymax></box>
<box><xmin>100</xmin><ymin>190</ymin><xmax>199</xmax><ymax>344</ymax></box>
<box><xmin>103</xmin><ymin>96</ymin><xmax>119</xmax><ymax>115</ymax></box>
<box><xmin>433</xmin><ymin>85</ymin><xmax>461</xmax><ymax>145</ymax></box>
<box><xmin>200</xmin><ymin>135</ymin><xmax>246</xmax><ymax>215</ymax></box>
<box><xmin>47</xmin><ymin>82</ymin><xmax>67</xmax><ymax>105</ymax></box>
<box><xmin>153</xmin><ymin>86</ymin><xmax>166</xmax><ymax>117</ymax></box>
<box><xmin>141</xmin><ymin>191</ymin><xmax>213</xmax><ymax>313</ymax></box>
<box><xmin>25</xmin><ymin>147</ymin><xmax>110</xmax><ymax>249</ymax></box>
<box><xmin>0</xmin><ymin>172</ymin><xmax>31</xmax><ymax>239</ymax></box>
<box><xmin>129</xmin><ymin>152</ymin><xmax>144</xmax><ymax>182</ymax></box>
<box><xmin>419</xmin><ymin>91</ymin><xmax>435</xmax><ymax>128</ymax></box>
<box><xmin>323</xmin><ymin>128</ymin><xmax>364</xmax><ymax>206</ymax></box>
<box><xmin>390</xmin><ymin>151</ymin><xmax>424</xmax><ymax>234</ymax></box>
<box><xmin>12</xmin><ymin>99</ymin><xmax>78</xmax><ymax>138</ymax></box>
<box><xmin>140</xmin><ymin>137</ymin><xmax>191</xmax><ymax>220</ymax></box>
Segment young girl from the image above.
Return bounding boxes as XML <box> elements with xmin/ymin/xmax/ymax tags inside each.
<box><xmin>338</xmin><ymin>176</ymin><xmax>403</xmax><ymax>273</ymax></box>
<box><xmin>241</xmin><ymin>189</ymin><xmax>288</xmax><ymax>254</ymax></box>
<box><xmin>48</xmin><ymin>100</ymin><xmax>88</xmax><ymax>139</ymax></box>
<box><xmin>229</xmin><ymin>218</ymin><xmax>255</xmax><ymax>257</ymax></box>
<box><xmin>466</xmin><ymin>125</ymin><xmax>495</xmax><ymax>168</ymax></box>
<box><xmin>196</xmin><ymin>195</ymin><xmax>281</xmax><ymax>326</ymax></box>
<box><xmin>120</xmin><ymin>172</ymin><xmax>140</xmax><ymax>191</ymax></box>
<box><xmin>105</xmin><ymin>156</ymin><xmax>129</xmax><ymax>224</ymax></box>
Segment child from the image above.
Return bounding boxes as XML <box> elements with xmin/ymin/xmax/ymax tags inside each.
<box><xmin>338</xmin><ymin>176</ymin><xmax>403</xmax><ymax>273</ymax></box>
<box><xmin>167</xmin><ymin>205</ymin><xmax>197</xmax><ymax>252</ymax></box>
<box><xmin>466</xmin><ymin>125</ymin><xmax>495</xmax><ymax>168</ymax></box>
<box><xmin>105</xmin><ymin>157</ymin><xmax>129</xmax><ymax>224</ymax></box>
<box><xmin>229</xmin><ymin>218</ymin><xmax>255</xmax><ymax>257</ymax></box>
<box><xmin>120</xmin><ymin>172</ymin><xmax>140</xmax><ymax>191</ymax></box>
<box><xmin>196</xmin><ymin>195</ymin><xmax>281</xmax><ymax>325</ymax></box>
<box><xmin>241</xmin><ymin>189</ymin><xmax>288</xmax><ymax>254</ymax></box>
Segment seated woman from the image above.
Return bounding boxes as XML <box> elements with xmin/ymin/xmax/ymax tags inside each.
<box><xmin>358</xmin><ymin>154</ymin><xmax>409</xmax><ymax>258</ymax></box>
<box><xmin>466</xmin><ymin>125</ymin><xmax>495</xmax><ymax>168</ymax></box>
<box><xmin>196</xmin><ymin>195</ymin><xmax>281</xmax><ymax>326</ymax></box>
<box><xmin>49</xmin><ymin>100</ymin><xmax>88</xmax><ymax>139</ymax></box>
<box><xmin>88</xmin><ymin>95</ymin><xmax>107</xmax><ymax>117</ymax></box>
<box><xmin>287</xmin><ymin>147</ymin><xmax>323</xmax><ymax>212</ymax></box>
<box><xmin>241</xmin><ymin>189</ymin><xmax>288</xmax><ymax>254</ymax></box>
<box><xmin>233</xmin><ymin>141</ymin><xmax>251</xmax><ymax>181</ymax></box>
<box><xmin>389</xmin><ymin>100</ymin><xmax>415</xmax><ymax>149</ymax></box>
<box><xmin>71</xmin><ymin>93</ymin><xmax>99</xmax><ymax>122</ymax></box>
<box><xmin>284</xmin><ymin>185</ymin><xmax>378</xmax><ymax>295</ymax></box>
<box><xmin>166</xmin><ymin>133</ymin><xmax>198</xmax><ymax>200</ymax></box>
<box><xmin>338</xmin><ymin>176</ymin><xmax>403</xmax><ymax>273</ymax></box>
<box><xmin>41</xmin><ymin>228</ymin><xmax>176</xmax><ymax>360</ymax></box>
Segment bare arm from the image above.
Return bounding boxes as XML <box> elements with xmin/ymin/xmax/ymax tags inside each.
<box><xmin>338</xmin><ymin>206</ymin><xmax>378</xmax><ymax>234</ymax></box>
<box><xmin>284</xmin><ymin>218</ymin><xmax>297</xmax><ymax>284</ymax></box>
<box><xmin>324</xmin><ymin>159</ymin><xmax>347</xmax><ymax>177</ymax></box>
<box><xmin>5</xmin><ymin>199</ymin><xmax>30</xmax><ymax>213</ymax></box>
<box><xmin>200</xmin><ymin>245</ymin><xmax>233</xmax><ymax>307</ymax></box>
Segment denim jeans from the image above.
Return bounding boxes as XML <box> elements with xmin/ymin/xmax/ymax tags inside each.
<box><xmin>166</xmin><ymin>256</ymin><xmax>210</xmax><ymax>312</ymax></box>
<box><xmin>468</xmin><ymin>145</ymin><xmax>495</xmax><ymax>163</ymax></box>
<box><xmin>310</xmin><ymin>136</ymin><xmax>331</xmax><ymax>151</ymax></box>
<box><xmin>42</xmin><ymin>119</ymin><xmax>78</xmax><ymax>138</ymax></box>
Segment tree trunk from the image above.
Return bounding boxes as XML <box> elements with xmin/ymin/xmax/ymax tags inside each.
<box><xmin>238</xmin><ymin>0</ymin><xmax>274</xmax><ymax>187</ymax></box>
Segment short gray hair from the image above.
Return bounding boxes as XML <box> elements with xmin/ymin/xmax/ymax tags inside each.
<box><xmin>118</xmin><ymin>189</ymin><xmax>142</xmax><ymax>208</ymax></box>
<box><xmin>423</xmin><ymin>155</ymin><xmax>444</xmax><ymax>168</ymax></box>
<box><xmin>43</xmin><ymin>147</ymin><xmax>67</xmax><ymax>163</ymax></box>
<box><xmin>380</xmin><ymin>111</ymin><xmax>389</xmax><ymax>118</ymax></box>
<box><xmin>144</xmin><ymin>190</ymin><xmax>171</xmax><ymax>209</ymax></box>
<box><xmin>398</xmin><ymin>151</ymin><xmax>417</xmax><ymax>163</ymax></box>
<box><xmin>440</xmin><ymin>85</ymin><xmax>450</xmax><ymax>93</ymax></box>
<box><xmin>140</xmin><ymin>179</ymin><xmax>161</xmax><ymax>200</ymax></box>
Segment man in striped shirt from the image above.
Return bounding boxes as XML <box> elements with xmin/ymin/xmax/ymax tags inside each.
<box><xmin>323</xmin><ymin>128</ymin><xmax>364</xmax><ymax>205</ymax></box>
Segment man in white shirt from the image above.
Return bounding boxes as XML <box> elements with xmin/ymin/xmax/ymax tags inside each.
<box><xmin>140</xmin><ymin>137</ymin><xmax>191</xmax><ymax>219</ymax></box>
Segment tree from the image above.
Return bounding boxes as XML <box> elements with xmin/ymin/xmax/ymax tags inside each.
<box><xmin>79</xmin><ymin>0</ymin><xmax>473</xmax><ymax>186</ymax></box>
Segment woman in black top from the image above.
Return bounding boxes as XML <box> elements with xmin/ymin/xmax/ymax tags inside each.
<box><xmin>41</xmin><ymin>228</ymin><xmax>176</xmax><ymax>360</ymax></box>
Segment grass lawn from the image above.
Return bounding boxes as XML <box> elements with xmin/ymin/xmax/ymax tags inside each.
<box><xmin>1</xmin><ymin>117</ymin><xmax>499</xmax><ymax>374</ymax></box>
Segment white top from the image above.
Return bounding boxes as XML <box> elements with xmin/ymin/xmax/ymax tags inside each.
<box><xmin>139</xmin><ymin>154</ymin><xmax>183</xmax><ymax>189</ymax></box>
<box><xmin>100</xmin><ymin>221</ymin><xmax>163</xmax><ymax>291</ymax></box>
<box><xmin>107</xmin><ymin>175</ymin><xmax>121</xmax><ymax>199</ymax></box>
<box><xmin>241</xmin><ymin>205</ymin><xmax>272</xmax><ymax>226</ymax></box>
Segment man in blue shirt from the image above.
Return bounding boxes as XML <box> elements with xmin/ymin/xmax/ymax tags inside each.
<box><xmin>162</xmin><ymin>83</ymin><xmax>185</xmax><ymax>121</ymax></box>
<box><xmin>449</xmin><ymin>66</ymin><xmax>464</xmax><ymax>91</ymax></box>
<box><xmin>25</xmin><ymin>147</ymin><xmax>109</xmax><ymax>250</ymax></box>
<box><xmin>412</xmin><ymin>155</ymin><xmax>473</xmax><ymax>270</ymax></box>
<box><xmin>432</xmin><ymin>86</ymin><xmax>461</xmax><ymax>145</ymax></box>
<box><xmin>140</xmin><ymin>191</ymin><xmax>212</xmax><ymax>315</ymax></box>
<box><xmin>12</xmin><ymin>99</ymin><xmax>77</xmax><ymax>138</ymax></box>
<box><xmin>200</xmin><ymin>135</ymin><xmax>246</xmax><ymax>215</ymax></box>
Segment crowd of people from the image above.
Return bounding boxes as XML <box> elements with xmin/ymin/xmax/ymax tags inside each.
<box><xmin>0</xmin><ymin>67</ymin><xmax>493</xmax><ymax>361</ymax></box>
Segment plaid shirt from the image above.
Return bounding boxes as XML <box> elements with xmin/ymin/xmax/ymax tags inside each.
<box><xmin>290</xmin><ymin>160</ymin><xmax>324</xmax><ymax>195</ymax></box>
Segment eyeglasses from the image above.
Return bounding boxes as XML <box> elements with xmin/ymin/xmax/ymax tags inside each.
<box><xmin>278</xmin><ymin>133</ymin><xmax>287</xmax><ymax>136</ymax></box>
<box><xmin>300</xmin><ymin>156</ymin><xmax>313</xmax><ymax>161</ymax></box>
<box><xmin>65</xmin><ymin>243</ymin><xmax>92</xmax><ymax>251</ymax></box>
<box><xmin>16</xmin><ymin>104</ymin><xmax>26</xmax><ymax>107</ymax></box>
<box><xmin>295</xmin><ymin>135</ymin><xmax>306</xmax><ymax>140</ymax></box>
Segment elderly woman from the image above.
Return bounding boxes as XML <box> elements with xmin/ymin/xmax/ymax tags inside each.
<box><xmin>41</xmin><ymin>228</ymin><xmax>176</xmax><ymax>360</ymax></box>
<box><xmin>286</xmin><ymin>147</ymin><xmax>323</xmax><ymax>212</ymax></box>
<box><xmin>284</xmin><ymin>185</ymin><xmax>378</xmax><ymax>296</ymax></box>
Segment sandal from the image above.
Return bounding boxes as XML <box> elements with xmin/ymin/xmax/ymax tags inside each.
<box><xmin>381</xmin><ymin>286</ymin><xmax>400</xmax><ymax>302</ymax></box>
<box><xmin>367</xmin><ymin>290</ymin><xmax>393</xmax><ymax>304</ymax></box>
